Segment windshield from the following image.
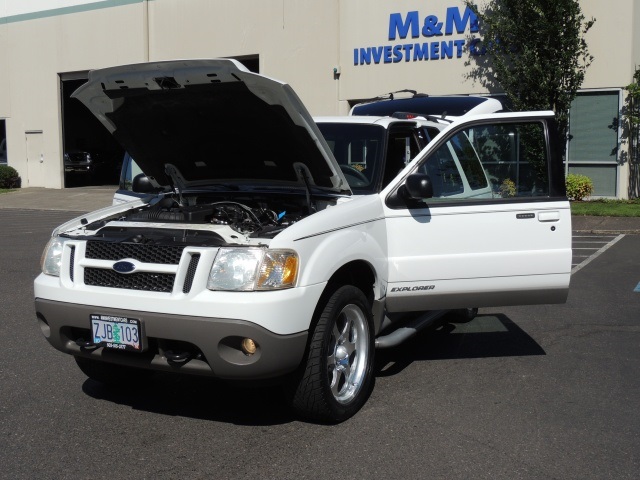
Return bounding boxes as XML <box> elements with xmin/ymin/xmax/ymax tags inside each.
<box><xmin>316</xmin><ymin>123</ymin><xmax>385</xmax><ymax>193</ymax></box>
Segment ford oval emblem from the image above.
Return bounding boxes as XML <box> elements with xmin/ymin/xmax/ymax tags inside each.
<box><xmin>112</xmin><ymin>261</ymin><xmax>136</xmax><ymax>274</ymax></box>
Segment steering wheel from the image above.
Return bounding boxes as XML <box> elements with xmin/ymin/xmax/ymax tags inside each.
<box><xmin>340</xmin><ymin>164</ymin><xmax>369</xmax><ymax>186</ymax></box>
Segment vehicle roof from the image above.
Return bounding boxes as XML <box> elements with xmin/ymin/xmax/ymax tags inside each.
<box><xmin>314</xmin><ymin>115</ymin><xmax>445</xmax><ymax>130</ymax></box>
<box><xmin>349</xmin><ymin>95</ymin><xmax>503</xmax><ymax>118</ymax></box>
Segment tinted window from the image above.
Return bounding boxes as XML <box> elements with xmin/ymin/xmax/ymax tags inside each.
<box><xmin>317</xmin><ymin>123</ymin><xmax>385</xmax><ymax>193</ymax></box>
<box><xmin>468</xmin><ymin>122</ymin><xmax>549</xmax><ymax>197</ymax></box>
<box><xmin>414</xmin><ymin>120</ymin><xmax>549</xmax><ymax>202</ymax></box>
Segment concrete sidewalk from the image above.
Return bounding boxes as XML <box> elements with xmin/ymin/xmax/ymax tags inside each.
<box><xmin>1</xmin><ymin>187</ymin><xmax>639</xmax><ymax>234</ymax></box>
<box><xmin>0</xmin><ymin>186</ymin><xmax>116</xmax><ymax>213</ymax></box>
<box><xmin>571</xmin><ymin>215</ymin><xmax>640</xmax><ymax>235</ymax></box>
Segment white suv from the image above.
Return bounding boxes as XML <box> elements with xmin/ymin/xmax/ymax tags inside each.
<box><xmin>34</xmin><ymin>59</ymin><xmax>572</xmax><ymax>423</ymax></box>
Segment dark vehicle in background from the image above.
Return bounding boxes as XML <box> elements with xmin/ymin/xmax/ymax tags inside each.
<box><xmin>64</xmin><ymin>150</ymin><xmax>102</xmax><ymax>174</ymax></box>
<box><xmin>350</xmin><ymin>91</ymin><xmax>502</xmax><ymax>118</ymax></box>
<box><xmin>64</xmin><ymin>149</ymin><xmax>121</xmax><ymax>186</ymax></box>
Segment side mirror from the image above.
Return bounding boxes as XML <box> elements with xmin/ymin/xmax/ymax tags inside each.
<box><xmin>401</xmin><ymin>173</ymin><xmax>433</xmax><ymax>200</ymax></box>
<box><xmin>132</xmin><ymin>173</ymin><xmax>155</xmax><ymax>193</ymax></box>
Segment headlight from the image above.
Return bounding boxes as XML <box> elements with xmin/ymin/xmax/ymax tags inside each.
<box><xmin>207</xmin><ymin>248</ymin><xmax>298</xmax><ymax>291</ymax></box>
<box><xmin>40</xmin><ymin>236</ymin><xmax>69</xmax><ymax>276</ymax></box>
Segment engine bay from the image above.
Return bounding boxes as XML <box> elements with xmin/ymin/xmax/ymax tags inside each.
<box><xmin>69</xmin><ymin>191</ymin><xmax>339</xmax><ymax>246</ymax></box>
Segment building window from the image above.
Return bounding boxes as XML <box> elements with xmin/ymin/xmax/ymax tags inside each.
<box><xmin>567</xmin><ymin>91</ymin><xmax>621</xmax><ymax>197</ymax></box>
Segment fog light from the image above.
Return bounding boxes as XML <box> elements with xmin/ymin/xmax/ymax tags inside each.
<box><xmin>241</xmin><ymin>338</ymin><xmax>258</xmax><ymax>355</ymax></box>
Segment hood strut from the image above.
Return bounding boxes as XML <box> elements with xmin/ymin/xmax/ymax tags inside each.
<box><xmin>164</xmin><ymin>164</ymin><xmax>187</xmax><ymax>206</ymax></box>
<box><xmin>294</xmin><ymin>164</ymin><xmax>315</xmax><ymax>215</ymax></box>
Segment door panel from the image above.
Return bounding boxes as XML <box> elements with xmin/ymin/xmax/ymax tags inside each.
<box><xmin>384</xmin><ymin>201</ymin><xmax>572</xmax><ymax>311</ymax></box>
<box><xmin>383</xmin><ymin>113</ymin><xmax>572</xmax><ymax>312</ymax></box>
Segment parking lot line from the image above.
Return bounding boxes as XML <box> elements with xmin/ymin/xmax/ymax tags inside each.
<box><xmin>571</xmin><ymin>234</ymin><xmax>625</xmax><ymax>274</ymax></box>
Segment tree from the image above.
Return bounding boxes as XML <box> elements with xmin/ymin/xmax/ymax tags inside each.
<box><xmin>464</xmin><ymin>0</ymin><xmax>595</xmax><ymax>144</ymax></box>
<box><xmin>624</xmin><ymin>67</ymin><xmax>640</xmax><ymax>197</ymax></box>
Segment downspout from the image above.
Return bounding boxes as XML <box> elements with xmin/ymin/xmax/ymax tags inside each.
<box><xmin>335</xmin><ymin>0</ymin><xmax>340</xmax><ymax>115</ymax></box>
<box><xmin>143</xmin><ymin>0</ymin><xmax>150</xmax><ymax>62</ymax></box>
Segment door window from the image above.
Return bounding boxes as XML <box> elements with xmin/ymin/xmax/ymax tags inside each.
<box><xmin>414</xmin><ymin>121</ymin><xmax>550</xmax><ymax>202</ymax></box>
<box><xmin>469</xmin><ymin>122</ymin><xmax>549</xmax><ymax>198</ymax></box>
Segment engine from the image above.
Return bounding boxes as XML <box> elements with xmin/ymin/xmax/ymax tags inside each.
<box><xmin>77</xmin><ymin>192</ymin><xmax>333</xmax><ymax>244</ymax></box>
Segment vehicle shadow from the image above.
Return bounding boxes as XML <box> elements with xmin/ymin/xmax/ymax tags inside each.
<box><xmin>81</xmin><ymin>313</ymin><xmax>543</xmax><ymax>425</ymax></box>
<box><xmin>82</xmin><ymin>374</ymin><xmax>296</xmax><ymax>426</ymax></box>
<box><xmin>375</xmin><ymin>313</ymin><xmax>546</xmax><ymax>377</ymax></box>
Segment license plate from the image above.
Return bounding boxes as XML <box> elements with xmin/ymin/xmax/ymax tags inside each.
<box><xmin>90</xmin><ymin>314</ymin><xmax>145</xmax><ymax>352</ymax></box>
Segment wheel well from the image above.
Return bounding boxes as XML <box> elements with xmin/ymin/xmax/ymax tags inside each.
<box><xmin>295</xmin><ymin>261</ymin><xmax>377</xmax><ymax>376</ymax></box>
<box><xmin>306</xmin><ymin>261</ymin><xmax>376</xmax><ymax>337</ymax></box>
<box><xmin>326</xmin><ymin>260</ymin><xmax>375</xmax><ymax>301</ymax></box>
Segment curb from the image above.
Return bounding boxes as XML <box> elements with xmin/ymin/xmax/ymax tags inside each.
<box><xmin>573</xmin><ymin>229</ymin><xmax>640</xmax><ymax>235</ymax></box>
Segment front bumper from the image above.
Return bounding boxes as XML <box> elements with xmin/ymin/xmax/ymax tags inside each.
<box><xmin>35</xmin><ymin>298</ymin><xmax>308</xmax><ymax>380</ymax></box>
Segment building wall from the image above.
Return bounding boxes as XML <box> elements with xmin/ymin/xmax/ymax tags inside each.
<box><xmin>146</xmin><ymin>0</ymin><xmax>340</xmax><ymax>115</ymax></box>
<box><xmin>0</xmin><ymin>0</ymin><xmax>637</xmax><ymax>195</ymax></box>
<box><xmin>580</xmin><ymin>0</ymin><xmax>636</xmax><ymax>88</ymax></box>
<box><xmin>0</xmin><ymin>1</ymin><xmax>148</xmax><ymax>187</ymax></box>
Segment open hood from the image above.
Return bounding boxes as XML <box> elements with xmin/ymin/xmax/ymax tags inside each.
<box><xmin>72</xmin><ymin>59</ymin><xmax>351</xmax><ymax>194</ymax></box>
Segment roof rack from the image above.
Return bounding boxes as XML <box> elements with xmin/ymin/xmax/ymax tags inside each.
<box><xmin>390</xmin><ymin>111</ymin><xmax>454</xmax><ymax>124</ymax></box>
<box><xmin>359</xmin><ymin>89</ymin><xmax>429</xmax><ymax>104</ymax></box>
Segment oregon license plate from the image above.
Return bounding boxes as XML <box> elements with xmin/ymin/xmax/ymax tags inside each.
<box><xmin>90</xmin><ymin>314</ymin><xmax>144</xmax><ymax>352</ymax></box>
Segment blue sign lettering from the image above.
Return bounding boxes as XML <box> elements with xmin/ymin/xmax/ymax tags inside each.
<box><xmin>388</xmin><ymin>11</ymin><xmax>420</xmax><ymax>40</ymax></box>
<box><xmin>413</xmin><ymin>43</ymin><xmax>429</xmax><ymax>61</ymax></box>
<box><xmin>445</xmin><ymin>6</ymin><xmax>479</xmax><ymax>35</ymax></box>
<box><xmin>357</xmin><ymin>6</ymin><xmax>482</xmax><ymax>66</ymax></box>
<box><xmin>354</xmin><ymin>40</ymin><xmax>467</xmax><ymax>65</ymax></box>
<box><xmin>469</xmin><ymin>38</ymin><xmax>486</xmax><ymax>56</ymax></box>
<box><xmin>422</xmin><ymin>15</ymin><xmax>443</xmax><ymax>37</ymax></box>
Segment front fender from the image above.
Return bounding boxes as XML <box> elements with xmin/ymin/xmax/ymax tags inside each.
<box><xmin>269</xmin><ymin>195</ymin><xmax>388</xmax><ymax>299</ymax></box>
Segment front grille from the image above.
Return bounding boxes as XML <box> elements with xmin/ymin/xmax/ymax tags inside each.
<box><xmin>69</xmin><ymin>246</ymin><xmax>75</xmax><ymax>282</ymax></box>
<box><xmin>183</xmin><ymin>254</ymin><xmax>201</xmax><ymax>294</ymax></box>
<box><xmin>86</xmin><ymin>241</ymin><xmax>185</xmax><ymax>265</ymax></box>
<box><xmin>84</xmin><ymin>268</ymin><xmax>175</xmax><ymax>293</ymax></box>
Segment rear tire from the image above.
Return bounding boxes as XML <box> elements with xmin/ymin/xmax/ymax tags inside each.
<box><xmin>288</xmin><ymin>285</ymin><xmax>375</xmax><ymax>423</ymax></box>
<box><xmin>74</xmin><ymin>356</ymin><xmax>153</xmax><ymax>387</ymax></box>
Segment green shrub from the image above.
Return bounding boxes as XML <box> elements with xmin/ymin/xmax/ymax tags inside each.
<box><xmin>499</xmin><ymin>178</ymin><xmax>516</xmax><ymax>198</ymax></box>
<box><xmin>0</xmin><ymin>165</ymin><xmax>21</xmax><ymax>189</ymax></box>
<box><xmin>566</xmin><ymin>173</ymin><xmax>594</xmax><ymax>201</ymax></box>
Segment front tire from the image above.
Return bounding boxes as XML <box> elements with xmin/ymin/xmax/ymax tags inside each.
<box><xmin>288</xmin><ymin>285</ymin><xmax>375</xmax><ymax>423</ymax></box>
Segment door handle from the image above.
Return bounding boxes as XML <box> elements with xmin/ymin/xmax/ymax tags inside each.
<box><xmin>538</xmin><ymin>211</ymin><xmax>560</xmax><ymax>222</ymax></box>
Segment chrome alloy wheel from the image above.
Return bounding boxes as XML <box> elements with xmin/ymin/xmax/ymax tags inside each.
<box><xmin>327</xmin><ymin>303</ymin><xmax>370</xmax><ymax>404</ymax></box>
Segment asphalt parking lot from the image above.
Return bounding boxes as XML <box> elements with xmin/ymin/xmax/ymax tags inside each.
<box><xmin>0</xmin><ymin>199</ymin><xmax>639</xmax><ymax>479</ymax></box>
